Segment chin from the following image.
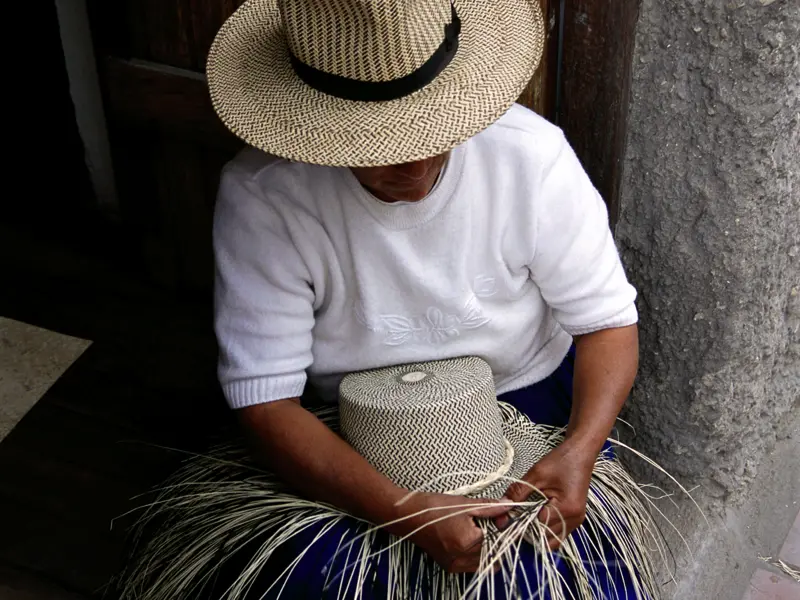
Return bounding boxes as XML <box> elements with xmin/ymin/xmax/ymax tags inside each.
<box><xmin>389</xmin><ymin>187</ymin><xmax>430</xmax><ymax>202</ymax></box>
<box><xmin>405</xmin><ymin>191</ymin><xmax>428</xmax><ymax>201</ymax></box>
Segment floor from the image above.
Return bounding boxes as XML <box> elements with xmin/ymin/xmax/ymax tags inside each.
<box><xmin>0</xmin><ymin>220</ymin><xmax>797</xmax><ymax>599</ymax></box>
<box><xmin>0</xmin><ymin>220</ymin><xmax>231</xmax><ymax>599</ymax></box>
<box><xmin>741</xmin><ymin>510</ymin><xmax>800</xmax><ymax>600</ymax></box>
<box><xmin>0</xmin><ymin>319</ymin><xmax>90</xmax><ymax>442</ymax></box>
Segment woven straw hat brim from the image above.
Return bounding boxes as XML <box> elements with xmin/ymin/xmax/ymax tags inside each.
<box><xmin>470</xmin><ymin>403</ymin><xmax>555</xmax><ymax>499</ymax></box>
<box><xmin>206</xmin><ymin>0</ymin><xmax>545</xmax><ymax>167</ymax></box>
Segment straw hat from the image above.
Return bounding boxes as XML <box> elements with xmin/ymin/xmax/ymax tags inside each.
<box><xmin>206</xmin><ymin>0</ymin><xmax>545</xmax><ymax>167</ymax></box>
<box><xmin>340</xmin><ymin>356</ymin><xmax>553</xmax><ymax>498</ymax></box>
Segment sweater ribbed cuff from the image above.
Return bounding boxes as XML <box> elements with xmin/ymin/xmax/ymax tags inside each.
<box><xmin>223</xmin><ymin>373</ymin><xmax>307</xmax><ymax>409</ymax></box>
<box><xmin>561</xmin><ymin>303</ymin><xmax>639</xmax><ymax>337</ymax></box>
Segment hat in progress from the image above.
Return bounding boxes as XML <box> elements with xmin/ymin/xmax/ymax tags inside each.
<box><xmin>339</xmin><ymin>357</ymin><xmax>552</xmax><ymax>499</ymax></box>
<box><xmin>206</xmin><ymin>0</ymin><xmax>545</xmax><ymax>166</ymax></box>
<box><xmin>116</xmin><ymin>357</ymin><xmax>699</xmax><ymax>600</ymax></box>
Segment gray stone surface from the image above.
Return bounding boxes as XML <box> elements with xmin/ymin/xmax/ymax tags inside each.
<box><xmin>742</xmin><ymin>568</ymin><xmax>800</xmax><ymax>600</ymax></box>
<box><xmin>779</xmin><ymin>511</ymin><xmax>800</xmax><ymax>566</ymax></box>
<box><xmin>615</xmin><ymin>0</ymin><xmax>799</xmax><ymax>597</ymax></box>
<box><xmin>0</xmin><ymin>318</ymin><xmax>91</xmax><ymax>442</ymax></box>
<box><xmin>668</xmin><ymin>426</ymin><xmax>799</xmax><ymax>598</ymax></box>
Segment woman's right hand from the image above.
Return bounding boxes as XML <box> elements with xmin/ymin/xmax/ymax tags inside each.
<box><xmin>387</xmin><ymin>492</ymin><xmax>512</xmax><ymax>573</ymax></box>
<box><xmin>238</xmin><ymin>401</ymin><xmax>512</xmax><ymax>573</ymax></box>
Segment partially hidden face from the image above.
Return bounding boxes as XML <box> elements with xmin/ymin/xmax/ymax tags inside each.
<box><xmin>350</xmin><ymin>152</ymin><xmax>450</xmax><ymax>203</ymax></box>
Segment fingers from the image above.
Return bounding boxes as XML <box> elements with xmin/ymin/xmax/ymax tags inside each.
<box><xmin>503</xmin><ymin>481</ymin><xmax>534</xmax><ymax>503</ymax></box>
<box><xmin>449</xmin><ymin>524</ymin><xmax>485</xmax><ymax>573</ymax></box>
<box><xmin>538</xmin><ymin>504</ymin><xmax>566</xmax><ymax>551</ymax></box>
<box><xmin>448</xmin><ymin>547</ymin><xmax>502</xmax><ymax>574</ymax></box>
<box><xmin>547</xmin><ymin>537</ymin><xmax>562</xmax><ymax>551</ymax></box>
<box><xmin>537</xmin><ymin>501</ymin><xmax>590</xmax><ymax>551</ymax></box>
<box><xmin>468</xmin><ymin>499</ymin><xmax>513</xmax><ymax>520</ymax></box>
<box><xmin>448</xmin><ymin>557</ymin><xmax>481</xmax><ymax>573</ymax></box>
<box><xmin>469</xmin><ymin>499</ymin><xmax>515</xmax><ymax>539</ymax></box>
<box><xmin>494</xmin><ymin>513</ymin><xmax>511</xmax><ymax>531</ymax></box>
<box><xmin>546</xmin><ymin>523</ymin><xmax>565</xmax><ymax>551</ymax></box>
<box><xmin>503</xmin><ymin>475</ymin><xmax>548</xmax><ymax>504</ymax></box>
<box><xmin>537</xmin><ymin>504</ymin><xmax>560</xmax><ymax>527</ymax></box>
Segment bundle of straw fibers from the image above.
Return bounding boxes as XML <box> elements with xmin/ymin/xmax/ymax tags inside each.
<box><xmin>114</xmin><ymin>358</ymin><xmax>701</xmax><ymax>600</ymax></box>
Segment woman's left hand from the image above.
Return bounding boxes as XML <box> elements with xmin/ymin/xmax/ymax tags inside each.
<box><xmin>500</xmin><ymin>441</ymin><xmax>596</xmax><ymax>551</ymax></box>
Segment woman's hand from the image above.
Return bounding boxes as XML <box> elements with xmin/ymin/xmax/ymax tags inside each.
<box><xmin>499</xmin><ymin>326</ymin><xmax>639</xmax><ymax>551</ymax></box>
<box><xmin>389</xmin><ymin>492</ymin><xmax>511</xmax><ymax>573</ymax></box>
<box><xmin>240</xmin><ymin>400</ymin><xmax>509</xmax><ymax>572</ymax></box>
<box><xmin>501</xmin><ymin>441</ymin><xmax>595</xmax><ymax>551</ymax></box>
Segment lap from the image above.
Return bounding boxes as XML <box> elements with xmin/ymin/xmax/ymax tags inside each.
<box><xmin>205</xmin><ymin>347</ymin><xmax>640</xmax><ymax>599</ymax></box>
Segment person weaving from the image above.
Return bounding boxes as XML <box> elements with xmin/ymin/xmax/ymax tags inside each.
<box><xmin>117</xmin><ymin>1</ymin><xmax>659</xmax><ymax>599</ymax></box>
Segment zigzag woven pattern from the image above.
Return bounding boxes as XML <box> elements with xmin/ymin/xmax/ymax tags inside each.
<box><xmin>206</xmin><ymin>0</ymin><xmax>545</xmax><ymax>166</ymax></box>
<box><xmin>339</xmin><ymin>357</ymin><xmax>553</xmax><ymax>497</ymax></box>
<box><xmin>281</xmin><ymin>0</ymin><xmax>452</xmax><ymax>82</ymax></box>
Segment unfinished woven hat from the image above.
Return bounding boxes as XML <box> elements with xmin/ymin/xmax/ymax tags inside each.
<box><xmin>339</xmin><ymin>357</ymin><xmax>549</xmax><ymax>498</ymax></box>
<box><xmin>206</xmin><ymin>0</ymin><xmax>545</xmax><ymax>166</ymax></box>
<box><xmin>115</xmin><ymin>356</ymin><xmax>701</xmax><ymax>600</ymax></box>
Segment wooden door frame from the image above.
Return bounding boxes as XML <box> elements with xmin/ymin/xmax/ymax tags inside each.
<box><xmin>556</xmin><ymin>0</ymin><xmax>641</xmax><ymax>228</ymax></box>
<box><xmin>522</xmin><ymin>0</ymin><xmax>640</xmax><ymax>228</ymax></box>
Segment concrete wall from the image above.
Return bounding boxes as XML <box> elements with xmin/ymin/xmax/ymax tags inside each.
<box><xmin>616</xmin><ymin>0</ymin><xmax>799</xmax><ymax>597</ymax></box>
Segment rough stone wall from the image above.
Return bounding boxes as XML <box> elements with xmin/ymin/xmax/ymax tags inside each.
<box><xmin>616</xmin><ymin>0</ymin><xmax>799</xmax><ymax>594</ymax></box>
<box><xmin>619</xmin><ymin>0</ymin><xmax>798</xmax><ymax>503</ymax></box>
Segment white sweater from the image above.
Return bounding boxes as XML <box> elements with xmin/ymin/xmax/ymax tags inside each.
<box><xmin>214</xmin><ymin>104</ymin><xmax>638</xmax><ymax>409</ymax></box>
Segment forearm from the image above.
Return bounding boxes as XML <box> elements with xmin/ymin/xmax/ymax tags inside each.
<box><xmin>565</xmin><ymin>324</ymin><xmax>639</xmax><ymax>457</ymax></box>
<box><xmin>238</xmin><ymin>399</ymin><xmax>407</xmax><ymax>528</ymax></box>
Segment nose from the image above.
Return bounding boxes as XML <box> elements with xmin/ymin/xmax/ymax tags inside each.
<box><xmin>394</xmin><ymin>159</ymin><xmax>430</xmax><ymax>180</ymax></box>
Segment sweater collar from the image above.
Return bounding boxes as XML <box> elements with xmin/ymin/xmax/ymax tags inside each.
<box><xmin>340</xmin><ymin>143</ymin><xmax>466</xmax><ymax>230</ymax></box>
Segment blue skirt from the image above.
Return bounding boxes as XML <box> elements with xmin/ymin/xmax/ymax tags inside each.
<box><xmin>208</xmin><ymin>348</ymin><xmax>642</xmax><ymax>599</ymax></box>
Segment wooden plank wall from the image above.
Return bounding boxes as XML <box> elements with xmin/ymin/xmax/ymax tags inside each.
<box><xmin>88</xmin><ymin>0</ymin><xmax>245</xmax><ymax>70</ymax></box>
<box><xmin>87</xmin><ymin>0</ymin><xmax>245</xmax><ymax>292</ymax></box>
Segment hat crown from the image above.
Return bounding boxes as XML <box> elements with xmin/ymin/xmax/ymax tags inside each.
<box><xmin>279</xmin><ymin>0</ymin><xmax>454</xmax><ymax>83</ymax></box>
<box><xmin>339</xmin><ymin>357</ymin><xmax>509</xmax><ymax>495</ymax></box>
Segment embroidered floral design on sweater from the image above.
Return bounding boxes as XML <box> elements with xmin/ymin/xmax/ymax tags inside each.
<box><xmin>378</xmin><ymin>302</ymin><xmax>489</xmax><ymax>346</ymax></box>
<box><xmin>354</xmin><ymin>277</ymin><xmax>494</xmax><ymax>346</ymax></box>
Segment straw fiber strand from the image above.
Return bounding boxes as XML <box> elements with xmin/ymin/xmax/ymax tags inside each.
<box><xmin>113</xmin><ymin>359</ymin><xmax>697</xmax><ymax>599</ymax></box>
<box><xmin>113</xmin><ymin>405</ymin><xmax>684</xmax><ymax>600</ymax></box>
